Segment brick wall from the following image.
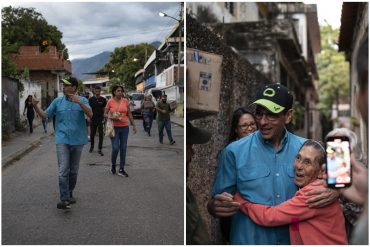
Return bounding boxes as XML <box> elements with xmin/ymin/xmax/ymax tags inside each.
<box><xmin>29</xmin><ymin>71</ymin><xmax>58</xmax><ymax>107</ymax></box>
<box><xmin>12</xmin><ymin>45</ymin><xmax>72</xmax><ymax>107</ymax></box>
<box><xmin>186</xmin><ymin>14</ymin><xmax>271</xmax><ymax>242</ymax></box>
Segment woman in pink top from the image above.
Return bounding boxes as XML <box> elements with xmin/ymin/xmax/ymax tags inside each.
<box><xmin>104</xmin><ymin>85</ymin><xmax>137</xmax><ymax>177</ymax></box>
<box><xmin>234</xmin><ymin>140</ymin><xmax>348</xmax><ymax>245</ymax></box>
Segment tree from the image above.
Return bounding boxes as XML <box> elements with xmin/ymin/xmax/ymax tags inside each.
<box><xmin>1</xmin><ymin>6</ymin><xmax>68</xmax><ymax>77</ymax></box>
<box><xmin>317</xmin><ymin>25</ymin><xmax>349</xmax><ymax>133</ymax></box>
<box><xmin>98</xmin><ymin>43</ymin><xmax>155</xmax><ymax>90</ymax></box>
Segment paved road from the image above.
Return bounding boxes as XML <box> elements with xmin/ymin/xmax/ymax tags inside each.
<box><xmin>2</xmin><ymin>119</ymin><xmax>184</xmax><ymax>244</ymax></box>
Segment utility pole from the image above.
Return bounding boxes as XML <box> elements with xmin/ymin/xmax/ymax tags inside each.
<box><xmin>177</xmin><ymin>2</ymin><xmax>183</xmax><ymax>85</ymax></box>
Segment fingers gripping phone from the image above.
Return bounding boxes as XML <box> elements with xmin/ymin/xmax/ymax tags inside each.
<box><xmin>325</xmin><ymin>136</ymin><xmax>351</xmax><ymax>188</ymax></box>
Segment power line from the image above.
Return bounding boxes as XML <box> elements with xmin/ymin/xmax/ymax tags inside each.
<box><xmin>64</xmin><ymin>26</ymin><xmax>174</xmax><ymax>45</ymax></box>
<box><xmin>154</xmin><ymin>4</ymin><xmax>182</xmax><ymax>43</ymax></box>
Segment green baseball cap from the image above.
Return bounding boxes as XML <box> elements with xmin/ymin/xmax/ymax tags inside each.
<box><xmin>253</xmin><ymin>84</ymin><xmax>293</xmax><ymax>113</ymax></box>
<box><xmin>61</xmin><ymin>77</ymin><xmax>78</xmax><ymax>87</ymax></box>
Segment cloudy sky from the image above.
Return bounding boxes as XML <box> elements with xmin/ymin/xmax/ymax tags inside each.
<box><xmin>5</xmin><ymin>2</ymin><xmax>182</xmax><ymax>60</ymax></box>
<box><xmin>311</xmin><ymin>0</ymin><xmax>343</xmax><ymax>28</ymax></box>
<box><xmin>3</xmin><ymin>1</ymin><xmax>342</xmax><ymax>60</ymax></box>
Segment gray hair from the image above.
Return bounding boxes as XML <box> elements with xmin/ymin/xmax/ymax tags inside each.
<box><xmin>299</xmin><ymin>140</ymin><xmax>326</xmax><ymax>167</ymax></box>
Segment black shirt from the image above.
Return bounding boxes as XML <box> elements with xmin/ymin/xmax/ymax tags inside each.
<box><xmin>88</xmin><ymin>96</ymin><xmax>107</xmax><ymax>122</ymax></box>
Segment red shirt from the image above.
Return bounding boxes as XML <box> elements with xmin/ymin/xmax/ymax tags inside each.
<box><xmin>105</xmin><ymin>98</ymin><xmax>129</xmax><ymax>127</ymax></box>
<box><xmin>236</xmin><ymin>179</ymin><xmax>348</xmax><ymax>245</ymax></box>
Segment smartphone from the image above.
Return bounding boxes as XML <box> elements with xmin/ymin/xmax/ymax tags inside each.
<box><xmin>325</xmin><ymin>136</ymin><xmax>351</xmax><ymax>188</ymax></box>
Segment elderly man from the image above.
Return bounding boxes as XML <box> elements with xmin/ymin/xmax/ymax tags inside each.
<box><xmin>33</xmin><ymin>77</ymin><xmax>92</xmax><ymax>210</ymax></box>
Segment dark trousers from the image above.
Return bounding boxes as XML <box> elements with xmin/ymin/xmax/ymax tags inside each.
<box><xmin>27</xmin><ymin>114</ymin><xmax>34</xmax><ymax>133</ymax></box>
<box><xmin>90</xmin><ymin>121</ymin><xmax>104</xmax><ymax>150</ymax></box>
<box><xmin>142</xmin><ymin>112</ymin><xmax>153</xmax><ymax>134</ymax></box>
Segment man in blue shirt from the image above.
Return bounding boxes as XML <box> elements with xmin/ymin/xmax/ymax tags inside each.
<box><xmin>208</xmin><ymin>84</ymin><xmax>339</xmax><ymax>244</ymax></box>
<box><xmin>33</xmin><ymin>77</ymin><xmax>93</xmax><ymax>210</ymax></box>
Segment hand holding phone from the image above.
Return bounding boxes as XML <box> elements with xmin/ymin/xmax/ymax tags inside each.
<box><xmin>325</xmin><ymin>136</ymin><xmax>351</xmax><ymax>188</ymax></box>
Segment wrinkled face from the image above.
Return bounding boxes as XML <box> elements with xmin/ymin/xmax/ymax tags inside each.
<box><xmin>255</xmin><ymin>106</ymin><xmax>292</xmax><ymax>143</ymax></box>
<box><xmin>294</xmin><ymin>146</ymin><xmax>322</xmax><ymax>188</ymax></box>
<box><xmin>236</xmin><ymin>113</ymin><xmax>257</xmax><ymax>139</ymax></box>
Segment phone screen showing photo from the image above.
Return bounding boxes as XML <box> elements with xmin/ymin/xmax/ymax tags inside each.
<box><xmin>326</xmin><ymin>137</ymin><xmax>351</xmax><ymax>188</ymax></box>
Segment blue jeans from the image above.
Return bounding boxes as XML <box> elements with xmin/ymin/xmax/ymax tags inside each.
<box><xmin>157</xmin><ymin>120</ymin><xmax>173</xmax><ymax>143</ymax></box>
<box><xmin>56</xmin><ymin>144</ymin><xmax>84</xmax><ymax>202</ymax></box>
<box><xmin>111</xmin><ymin>126</ymin><xmax>129</xmax><ymax>169</ymax></box>
<box><xmin>142</xmin><ymin>112</ymin><xmax>153</xmax><ymax>133</ymax></box>
<box><xmin>42</xmin><ymin>118</ymin><xmax>48</xmax><ymax>132</ymax></box>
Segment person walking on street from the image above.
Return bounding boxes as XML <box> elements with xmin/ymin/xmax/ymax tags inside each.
<box><xmin>32</xmin><ymin>77</ymin><xmax>93</xmax><ymax>210</ymax></box>
<box><xmin>41</xmin><ymin>106</ymin><xmax>48</xmax><ymax>133</ymax></box>
<box><xmin>141</xmin><ymin>94</ymin><xmax>155</xmax><ymax>136</ymax></box>
<box><xmin>23</xmin><ymin>95</ymin><xmax>35</xmax><ymax>134</ymax></box>
<box><xmin>104</xmin><ymin>85</ymin><xmax>137</xmax><ymax>177</ymax></box>
<box><xmin>88</xmin><ymin>86</ymin><xmax>107</xmax><ymax>156</ymax></box>
<box><xmin>156</xmin><ymin>94</ymin><xmax>175</xmax><ymax>145</ymax></box>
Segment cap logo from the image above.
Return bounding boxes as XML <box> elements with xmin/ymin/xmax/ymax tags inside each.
<box><xmin>263</xmin><ymin>88</ymin><xmax>275</xmax><ymax>97</ymax></box>
<box><xmin>62</xmin><ymin>78</ymin><xmax>71</xmax><ymax>85</ymax></box>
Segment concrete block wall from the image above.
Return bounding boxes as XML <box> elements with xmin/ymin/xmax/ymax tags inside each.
<box><xmin>186</xmin><ymin>14</ymin><xmax>271</xmax><ymax>242</ymax></box>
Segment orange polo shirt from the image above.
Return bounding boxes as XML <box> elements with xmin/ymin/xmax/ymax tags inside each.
<box><xmin>105</xmin><ymin>98</ymin><xmax>129</xmax><ymax>127</ymax></box>
<box><xmin>236</xmin><ymin>179</ymin><xmax>348</xmax><ymax>245</ymax></box>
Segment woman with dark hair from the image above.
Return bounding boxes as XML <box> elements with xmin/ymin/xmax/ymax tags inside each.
<box><xmin>227</xmin><ymin>108</ymin><xmax>257</xmax><ymax>144</ymax></box>
<box><xmin>234</xmin><ymin>140</ymin><xmax>348</xmax><ymax>244</ymax></box>
<box><xmin>23</xmin><ymin>95</ymin><xmax>35</xmax><ymax>133</ymax></box>
<box><xmin>221</xmin><ymin>107</ymin><xmax>258</xmax><ymax>243</ymax></box>
<box><xmin>104</xmin><ymin>85</ymin><xmax>137</xmax><ymax>177</ymax></box>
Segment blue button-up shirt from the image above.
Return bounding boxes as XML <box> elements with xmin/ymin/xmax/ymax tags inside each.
<box><xmin>211</xmin><ymin>129</ymin><xmax>306</xmax><ymax>244</ymax></box>
<box><xmin>45</xmin><ymin>96</ymin><xmax>90</xmax><ymax>145</ymax></box>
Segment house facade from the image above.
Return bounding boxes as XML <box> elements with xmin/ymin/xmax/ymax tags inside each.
<box><xmin>12</xmin><ymin>45</ymin><xmax>72</xmax><ymax>108</ymax></box>
<box><xmin>188</xmin><ymin>2</ymin><xmax>321</xmax><ymax>139</ymax></box>
<box><xmin>338</xmin><ymin>2</ymin><xmax>368</xmax><ymax>160</ymax></box>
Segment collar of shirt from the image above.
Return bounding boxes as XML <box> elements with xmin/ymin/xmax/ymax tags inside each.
<box><xmin>257</xmin><ymin>128</ymin><xmax>289</xmax><ymax>152</ymax></box>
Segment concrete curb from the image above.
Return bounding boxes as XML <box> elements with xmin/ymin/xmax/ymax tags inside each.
<box><xmin>171</xmin><ymin>120</ymin><xmax>184</xmax><ymax>127</ymax></box>
<box><xmin>2</xmin><ymin>135</ymin><xmax>49</xmax><ymax>169</ymax></box>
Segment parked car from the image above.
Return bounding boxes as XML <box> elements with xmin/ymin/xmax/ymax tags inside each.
<box><xmin>128</xmin><ymin>92</ymin><xmax>145</xmax><ymax>117</ymax></box>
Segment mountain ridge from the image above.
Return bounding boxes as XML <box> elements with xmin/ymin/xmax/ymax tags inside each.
<box><xmin>71</xmin><ymin>41</ymin><xmax>161</xmax><ymax>81</ymax></box>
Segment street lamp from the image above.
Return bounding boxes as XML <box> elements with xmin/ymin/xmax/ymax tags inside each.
<box><xmin>158</xmin><ymin>12</ymin><xmax>180</xmax><ymax>22</ymax></box>
<box><xmin>159</xmin><ymin>11</ymin><xmax>182</xmax><ymax>85</ymax></box>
